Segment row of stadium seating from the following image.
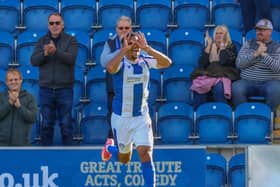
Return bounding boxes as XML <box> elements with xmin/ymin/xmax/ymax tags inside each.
<box><xmin>1</xmin><ymin>0</ymin><xmax>280</xmax><ymax>34</ymax></box>
<box><xmin>26</xmin><ymin>99</ymin><xmax>273</xmax><ymax>146</ymax></box>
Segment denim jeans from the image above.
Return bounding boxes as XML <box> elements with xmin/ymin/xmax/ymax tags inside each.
<box><xmin>39</xmin><ymin>87</ymin><xmax>73</xmax><ymax>145</ymax></box>
<box><xmin>232</xmin><ymin>79</ymin><xmax>280</xmax><ymax>111</ymax></box>
<box><xmin>193</xmin><ymin>81</ymin><xmax>227</xmax><ymax>109</ymax></box>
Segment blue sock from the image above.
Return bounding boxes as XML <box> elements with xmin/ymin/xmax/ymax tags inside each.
<box><xmin>141</xmin><ymin>161</ymin><xmax>156</xmax><ymax>187</ymax></box>
<box><xmin>107</xmin><ymin>145</ymin><xmax>119</xmax><ymax>161</ymax></box>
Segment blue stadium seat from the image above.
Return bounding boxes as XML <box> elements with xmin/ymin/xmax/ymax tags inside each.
<box><xmin>92</xmin><ymin>28</ymin><xmax>116</xmax><ymax>65</ymax></box>
<box><xmin>86</xmin><ymin>65</ymin><xmax>107</xmax><ymax>105</ymax></box>
<box><xmin>80</xmin><ymin>102</ymin><xmax>109</xmax><ymax>145</ymax></box>
<box><xmin>196</xmin><ymin>102</ymin><xmax>233</xmax><ymax>144</ymax></box>
<box><xmin>157</xmin><ymin>102</ymin><xmax>194</xmax><ymax>144</ymax></box>
<box><xmin>234</xmin><ymin>102</ymin><xmax>272</xmax><ymax>144</ymax></box>
<box><xmin>23</xmin><ymin>0</ymin><xmax>58</xmax><ymax>31</ymax></box>
<box><xmin>168</xmin><ymin>28</ymin><xmax>204</xmax><ymax>67</ymax></box>
<box><xmin>163</xmin><ymin>64</ymin><xmax>193</xmax><ymax>104</ymax></box>
<box><xmin>98</xmin><ymin>0</ymin><xmax>133</xmax><ymax>29</ymax></box>
<box><xmin>272</xmin><ymin>0</ymin><xmax>280</xmax><ymax>32</ymax></box>
<box><xmin>73</xmin><ymin>68</ymin><xmax>84</xmax><ymax>107</ymax></box>
<box><xmin>61</xmin><ymin>0</ymin><xmax>96</xmax><ymax>32</ymax></box>
<box><xmin>136</xmin><ymin>0</ymin><xmax>171</xmax><ymax>31</ymax></box>
<box><xmin>174</xmin><ymin>0</ymin><xmax>210</xmax><ymax>31</ymax></box>
<box><xmin>148</xmin><ymin>68</ymin><xmax>161</xmax><ymax>136</ymax></box>
<box><xmin>141</xmin><ymin>28</ymin><xmax>167</xmax><ymax>54</ymax></box>
<box><xmin>0</xmin><ymin>0</ymin><xmax>20</xmax><ymax>32</ymax></box>
<box><xmin>228</xmin><ymin>153</ymin><xmax>246</xmax><ymax>187</ymax></box>
<box><xmin>66</xmin><ymin>30</ymin><xmax>90</xmax><ymax>72</ymax></box>
<box><xmin>206</xmin><ymin>153</ymin><xmax>227</xmax><ymax>187</ymax></box>
<box><xmin>0</xmin><ymin>31</ymin><xmax>14</xmax><ymax>69</ymax></box>
<box><xmin>19</xmin><ymin>65</ymin><xmax>39</xmax><ymax>104</ymax></box>
<box><xmin>212</xmin><ymin>0</ymin><xmax>243</xmax><ymax>31</ymax></box>
<box><xmin>0</xmin><ymin>68</ymin><xmax>6</xmax><ymax>92</ymax></box>
<box><xmin>229</xmin><ymin>28</ymin><xmax>243</xmax><ymax>52</ymax></box>
<box><xmin>16</xmin><ymin>31</ymin><xmax>45</xmax><ymax>67</ymax></box>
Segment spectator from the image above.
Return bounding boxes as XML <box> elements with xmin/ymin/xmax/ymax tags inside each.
<box><xmin>100</xmin><ymin>16</ymin><xmax>132</xmax><ymax>161</ymax></box>
<box><xmin>239</xmin><ymin>0</ymin><xmax>272</xmax><ymax>34</ymax></box>
<box><xmin>191</xmin><ymin>25</ymin><xmax>239</xmax><ymax>109</ymax></box>
<box><xmin>31</xmin><ymin>12</ymin><xmax>78</xmax><ymax>145</ymax></box>
<box><xmin>232</xmin><ymin>19</ymin><xmax>280</xmax><ymax>111</ymax></box>
<box><xmin>0</xmin><ymin>68</ymin><xmax>37</xmax><ymax>146</ymax></box>
<box><xmin>102</xmin><ymin>32</ymin><xmax>171</xmax><ymax>187</ymax></box>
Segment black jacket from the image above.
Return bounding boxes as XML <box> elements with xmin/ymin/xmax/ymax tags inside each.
<box><xmin>191</xmin><ymin>43</ymin><xmax>240</xmax><ymax>81</ymax></box>
<box><xmin>30</xmin><ymin>31</ymin><xmax>78</xmax><ymax>88</ymax></box>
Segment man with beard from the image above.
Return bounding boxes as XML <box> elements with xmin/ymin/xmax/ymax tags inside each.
<box><xmin>232</xmin><ymin>19</ymin><xmax>280</xmax><ymax>112</ymax></box>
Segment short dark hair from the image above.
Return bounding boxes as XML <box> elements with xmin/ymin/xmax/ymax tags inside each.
<box><xmin>48</xmin><ymin>12</ymin><xmax>64</xmax><ymax>22</ymax></box>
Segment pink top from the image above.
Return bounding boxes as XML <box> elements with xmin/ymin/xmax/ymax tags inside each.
<box><xmin>190</xmin><ymin>75</ymin><xmax>231</xmax><ymax>99</ymax></box>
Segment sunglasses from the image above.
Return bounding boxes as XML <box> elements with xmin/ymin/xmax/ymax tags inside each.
<box><xmin>118</xmin><ymin>26</ymin><xmax>130</xmax><ymax>30</ymax></box>
<box><xmin>49</xmin><ymin>21</ymin><xmax>61</xmax><ymax>26</ymax></box>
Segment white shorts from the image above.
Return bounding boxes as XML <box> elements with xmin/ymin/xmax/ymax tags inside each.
<box><xmin>111</xmin><ymin>112</ymin><xmax>154</xmax><ymax>154</ymax></box>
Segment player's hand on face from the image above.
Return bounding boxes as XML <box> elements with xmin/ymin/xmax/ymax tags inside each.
<box><xmin>134</xmin><ymin>32</ymin><xmax>148</xmax><ymax>49</ymax></box>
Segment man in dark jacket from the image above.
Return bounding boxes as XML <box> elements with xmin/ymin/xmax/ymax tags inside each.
<box><xmin>31</xmin><ymin>12</ymin><xmax>78</xmax><ymax>145</ymax></box>
<box><xmin>0</xmin><ymin>68</ymin><xmax>37</xmax><ymax>146</ymax></box>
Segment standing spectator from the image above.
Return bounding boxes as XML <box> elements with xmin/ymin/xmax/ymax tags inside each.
<box><xmin>100</xmin><ymin>16</ymin><xmax>132</xmax><ymax>161</ymax></box>
<box><xmin>102</xmin><ymin>32</ymin><xmax>171</xmax><ymax>187</ymax></box>
<box><xmin>239</xmin><ymin>0</ymin><xmax>272</xmax><ymax>34</ymax></box>
<box><xmin>232</xmin><ymin>19</ymin><xmax>280</xmax><ymax>111</ymax></box>
<box><xmin>31</xmin><ymin>12</ymin><xmax>78</xmax><ymax>145</ymax></box>
<box><xmin>191</xmin><ymin>25</ymin><xmax>239</xmax><ymax>109</ymax></box>
<box><xmin>0</xmin><ymin>68</ymin><xmax>37</xmax><ymax>146</ymax></box>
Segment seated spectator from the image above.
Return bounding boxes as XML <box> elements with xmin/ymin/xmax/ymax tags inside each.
<box><xmin>191</xmin><ymin>25</ymin><xmax>239</xmax><ymax>109</ymax></box>
<box><xmin>0</xmin><ymin>68</ymin><xmax>37</xmax><ymax>146</ymax></box>
<box><xmin>232</xmin><ymin>19</ymin><xmax>280</xmax><ymax>111</ymax></box>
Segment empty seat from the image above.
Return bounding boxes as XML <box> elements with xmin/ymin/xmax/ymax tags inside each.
<box><xmin>141</xmin><ymin>28</ymin><xmax>167</xmax><ymax>54</ymax></box>
<box><xmin>73</xmin><ymin>68</ymin><xmax>85</xmax><ymax>107</ymax></box>
<box><xmin>196</xmin><ymin>102</ymin><xmax>233</xmax><ymax>144</ymax></box>
<box><xmin>228</xmin><ymin>153</ymin><xmax>246</xmax><ymax>187</ymax></box>
<box><xmin>61</xmin><ymin>0</ymin><xmax>96</xmax><ymax>32</ymax></box>
<box><xmin>19</xmin><ymin>65</ymin><xmax>39</xmax><ymax>103</ymax></box>
<box><xmin>66</xmin><ymin>30</ymin><xmax>90</xmax><ymax>72</ymax></box>
<box><xmin>157</xmin><ymin>102</ymin><xmax>194</xmax><ymax>144</ymax></box>
<box><xmin>23</xmin><ymin>0</ymin><xmax>58</xmax><ymax>31</ymax></box>
<box><xmin>86</xmin><ymin>65</ymin><xmax>107</xmax><ymax>105</ymax></box>
<box><xmin>0</xmin><ymin>0</ymin><xmax>20</xmax><ymax>33</ymax></box>
<box><xmin>0</xmin><ymin>31</ymin><xmax>14</xmax><ymax>69</ymax></box>
<box><xmin>174</xmin><ymin>0</ymin><xmax>210</xmax><ymax>31</ymax></box>
<box><xmin>212</xmin><ymin>0</ymin><xmax>243</xmax><ymax>31</ymax></box>
<box><xmin>98</xmin><ymin>0</ymin><xmax>133</xmax><ymax>29</ymax></box>
<box><xmin>229</xmin><ymin>28</ymin><xmax>243</xmax><ymax>51</ymax></box>
<box><xmin>206</xmin><ymin>153</ymin><xmax>227</xmax><ymax>187</ymax></box>
<box><xmin>92</xmin><ymin>28</ymin><xmax>116</xmax><ymax>65</ymax></box>
<box><xmin>80</xmin><ymin>102</ymin><xmax>109</xmax><ymax>145</ymax></box>
<box><xmin>136</xmin><ymin>0</ymin><xmax>171</xmax><ymax>31</ymax></box>
<box><xmin>163</xmin><ymin>64</ymin><xmax>194</xmax><ymax>104</ymax></box>
<box><xmin>234</xmin><ymin>102</ymin><xmax>272</xmax><ymax>144</ymax></box>
<box><xmin>16</xmin><ymin>31</ymin><xmax>45</xmax><ymax>67</ymax></box>
<box><xmin>168</xmin><ymin>28</ymin><xmax>204</xmax><ymax>67</ymax></box>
